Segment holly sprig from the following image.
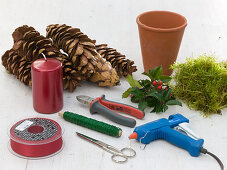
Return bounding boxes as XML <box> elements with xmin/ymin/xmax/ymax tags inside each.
<box><xmin>122</xmin><ymin>66</ymin><xmax>182</xmax><ymax>113</ymax></box>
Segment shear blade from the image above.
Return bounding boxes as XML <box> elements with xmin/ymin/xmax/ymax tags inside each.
<box><xmin>76</xmin><ymin>95</ymin><xmax>95</xmax><ymax>105</ymax></box>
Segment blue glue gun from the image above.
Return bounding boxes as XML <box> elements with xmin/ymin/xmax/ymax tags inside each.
<box><xmin>129</xmin><ymin>114</ymin><xmax>204</xmax><ymax>157</ymax></box>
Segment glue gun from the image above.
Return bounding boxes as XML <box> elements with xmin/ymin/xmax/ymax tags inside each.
<box><xmin>129</xmin><ymin>114</ymin><xmax>224</xmax><ymax>169</ymax></box>
<box><xmin>129</xmin><ymin>114</ymin><xmax>204</xmax><ymax>157</ymax></box>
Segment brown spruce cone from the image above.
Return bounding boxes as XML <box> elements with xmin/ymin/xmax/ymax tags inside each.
<box><xmin>12</xmin><ymin>25</ymin><xmax>35</xmax><ymax>42</ymax></box>
<box><xmin>88</xmin><ymin>54</ymin><xmax>120</xmax><ymax>86</ymax></box>
<box><xmin>57</xmin><ymin>54</ymin><xmax>84</xmax><ymax>92</ymax></box>
<box><xmin>1</xmin><ymin>25</ymin><xmax>83</xmax><ymax>91</ymax></box>
<box><xmin>1</xmin><ymin>48</ymin><xmax>82</xmax><ymax>91</ymax></box>
<box><xmin>46</xmin><ymin>24</ymin><xmax>119</xmax><ymax>86</ymax></box>
<box><xmin>46</xmin><ymin>24</ymin><xmax>96</xmax><ymax>80</ymax></box>
<box><xmin>95</xmin><ymin>44</ymin><xmax>137</xmax><ymax>77</ymax></box>
<box><xmin>2</xmin><ymin>49</ymin><xmax>32</xmax><ymax>85</ymax></box>
<box><xmin>12</xmin><ymin>25</ymin><xmax>61</xmax><ymax>61</ymax></box>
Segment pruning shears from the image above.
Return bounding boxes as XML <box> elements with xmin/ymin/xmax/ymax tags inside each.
<box><xmin>76</xmin><ymin>95</ymin><xmax>145</xmax><ymax>127</ymax></box>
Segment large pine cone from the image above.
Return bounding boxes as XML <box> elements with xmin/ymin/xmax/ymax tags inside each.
<box><xmin>1</xmin><ymin>25</ymin><xmax>83</xmax><ymax>91</ymax></box>
<box><xmin>95</xmin><ymin>44</ymin><xmax>137</xmax><ymax>77</ymax></box>
<box><xmin>57</xmin><ymin>54</ymin><xmax>83</xmax><ymax>91</ymax></box>
<box><xmin>46</xmin><ymin>24</ymin><xmax>120</xmax><ymax>87</ymax></box>
<box><xmin>12</xmin><ymin>25</ymin><xmax>61</xmax><ymax>61</ymax></box>
<box><xmin>2</xmin><ymin>48</ymin><xmax>82</xmax><ymax>91</ymax></box>
<box><xmin>2</xmin><ymin>49</ymin><xmax>32</xmax><ymax>85</ymax></box>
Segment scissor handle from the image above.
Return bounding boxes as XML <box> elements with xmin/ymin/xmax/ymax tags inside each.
<box><xmin>111</xmin><ymin>154</ymin><xmax>128</xmax><ymax>164</ymax></box>
<box><xmin>120</xmin><ymin>147</ymin><xmax>136</xmax><ymax>158</ymax></box>
<box><xmin>111</xmin><ymin>147</ymin><xmax>136</xmax><ymax>163</ymax></box>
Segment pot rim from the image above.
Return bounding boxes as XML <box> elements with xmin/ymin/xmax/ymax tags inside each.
<box><xmin>136</xmin><ymin>11</ymin><xmax>187</xmax><ymax>32</ymax></box>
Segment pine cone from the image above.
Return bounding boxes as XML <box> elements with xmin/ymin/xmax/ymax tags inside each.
<box><xmin>88</xmin><ymin>54</ymin><xmax>120</xmax><ymax>86</ymax></box>
<box><xmin>1</xmin><ymin>25</ymin><xmax>83</xmax><ymax>91</ymax></box>
<box><xmin>46</xmin><ymin>24</ymin><xmax>96</xmax><ymax>80</ymax></box>
<box><xmin>13</xmin><ymin>25</ymin><xmax>61</xmax><ymax>61</ymax></box>
<box><xmin>2</xmin><ymin>49</ymin><xmax>32</xmax><ymax>85</ymax></box>
<box><xmin>57</xmin><ymin>54</ymin><xmax>84</xmax><ymax>92</ymax></box>
<box><xmin>12</xmin><ymin>25</ymin><xmax>35</xmax><ymax>42</ymax></box>
<box><xmin>46</xmin><ymin>24</ymin><xmax>120</xmax><ymax>87</ymax></box>
<box><xmin>2</xmin><ymin>48</ymin><xmax>82</xmax><ymax>91</ymax></box>
<box><xmin>95</xmin><ymin>44</ymin><xmax>137</xmax><ymax>77</ymax></box>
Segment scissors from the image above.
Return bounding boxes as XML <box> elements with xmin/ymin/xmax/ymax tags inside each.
<box><xmin>76</xmin><ymin>132</ymin><xmax>136</xmax><ymax>163</ymax></box>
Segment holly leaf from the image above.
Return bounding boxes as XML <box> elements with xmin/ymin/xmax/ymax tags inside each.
<box><xmin>147</xmin><ymin>88</ymin><xmax>157</xmax><ymax>95</ymax></box>
<box><xmin>159</xmin><ymin>75</ymin><xmax>171</xmax><ymax>83</ymax></box>
<box><xmin>151</xmin><ymin>103</ymin><xmax>162</xmax><ymax>113</ymax></box>
<box><xmin>139</xmin><ymin>79</ymin><xmax>151</xmax><ymax>88</ymax></box>
<box><xmin>164</xmin><ymin>88</ymin><xmax>172</xmax><ymax>101</ymax></box>
<box><xmin>146</xmin><ymin>97</ymin><xmax>158</xmax><ymax>107</ymax></box>
<box><xmin>162</xmin><ymin>105</ymin><xmax>168</xmax><ymax>112</ymax></box>
<box><xmin>131</xmin><ymin>87</ymin><xmax>145</xmax><ymax>97</ymax></box>
<box><xmin>131</xmin><ymin>96</ymin><xmax>139</xmax><ymax>103</ymax></box>
<box><xmin>149</xmin><ymin>66</ymin><xmax>163</xmax><ymax>79</ymax></box>
<box><xmin>126</xmin><ymin>75</ymin><xmax>142</xmax><ymax>88</ymax></box>
<box><xmin>151</xmin><ymin>104</ymin><xmax>168</xmax><ymax>113</ymax></box>
<box><xmin>122</xmin><ymin>88</ymin><xmax>132</xmax><ymax>98</ymax></box>
<box><xmin>138</xmin><ymin>100</ymin><xmax>147</xmax><ymax>111</ymax></box>
<box><xmin>142</xmin><ymin>72</ymin><xmax>152</xmax><ymax>80</ymax></box>
<box><xmin>166</xmin><ymin>100</ymin><xmax>182</xmax><ymax>106</ymax></box>
<box><xmin>147</xmin><ymin>92</ymin><xmax>164</xmax><ymax>102</ymax></box>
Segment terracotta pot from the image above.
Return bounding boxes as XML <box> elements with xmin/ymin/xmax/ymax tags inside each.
<box><xmin>137</xmin><ymin>11</ymin><xmax>187</xmax><ymax>75</ymax></box>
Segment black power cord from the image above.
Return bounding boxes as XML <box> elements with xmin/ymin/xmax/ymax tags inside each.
<box><xmin>200</xmin><ymin>147</ymin><xmax>224</xmax><ymax>170</ymax></box>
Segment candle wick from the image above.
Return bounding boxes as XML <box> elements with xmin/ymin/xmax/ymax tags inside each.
<box><xmin>41</xmin><ymin>53</ymin><xmax>47</xmax><ymax>62</ymax></box>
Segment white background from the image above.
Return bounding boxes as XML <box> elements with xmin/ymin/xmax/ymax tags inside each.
<box><xmin>0</xmin><ymin>0</ymin><xmax>226</xmax><ymax>170</ymax></box>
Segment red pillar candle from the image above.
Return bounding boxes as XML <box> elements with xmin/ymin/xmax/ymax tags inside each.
<box><xmin>31</xmin><ymin>58</ymin><xmax>63</xmax><ymax>114</ymax></box>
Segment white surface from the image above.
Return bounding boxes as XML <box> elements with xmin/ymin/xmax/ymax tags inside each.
<box><xmin>0</xmin><ymin>0</ymin><xmax>227</xmax><ymax>170</ymax></box>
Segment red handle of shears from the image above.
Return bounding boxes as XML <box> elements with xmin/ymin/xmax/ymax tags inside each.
<box><xmin>97</xmin><ymin>95</ymin><xmax>145</xmax><ymax>119</ymax></box>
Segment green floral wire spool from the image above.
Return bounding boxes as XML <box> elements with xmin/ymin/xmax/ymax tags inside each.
<box><xmin>59</xmin><ymin>111</ymin><xmax>122</xmax><ymax>137</ymax></box>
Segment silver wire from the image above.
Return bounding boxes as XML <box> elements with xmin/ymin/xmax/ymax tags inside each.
<box><xmin>139</xmin><ymin>131</ymin><xmax>148</xmax><ymax>150</ymax></box>
<box><xmin>41</xmin><ymin>53</ymin><xmax>47</xmax><ymax>61</ymax></box>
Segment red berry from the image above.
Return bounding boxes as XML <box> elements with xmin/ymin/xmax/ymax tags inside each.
<box><xmin>165</xmin><ymin>87</ymin><xmax>168</xmax><ymax>90</ymax></box>
<box><xmin>157</xmin><ymin>85</ymin><xmax>162</xmax><ymax>90</ymax></box>
<box><xmin>130</xmin><ymin>94</ymin><xmax>133</xmax><ymax>98</ymax></box>
<box><xmin>152</xmin><ymin>81</ymin><xmax>157</xmax><ymax>86</ymax></box>
<box><xmin>170</xmin><ymin>93</ymin><xmax>173</xmax><ymax>97</ymax></box>
<box><xmin>158</xmin><ymin>81</ymin><xmax>163</xmax><ymax>85</ymax></box>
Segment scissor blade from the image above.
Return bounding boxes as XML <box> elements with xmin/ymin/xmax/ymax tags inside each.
<box><xmin>76</xmin><ymin>95</ymin><xmax>95</xmax><ymax>105</ymax></box>
<box><xmin>76</xmin><ymin>132</ymin><xmax>99</xmax><ymax>144</ymax></box>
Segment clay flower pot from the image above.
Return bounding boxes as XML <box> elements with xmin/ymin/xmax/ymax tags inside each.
<box><xmin>137</xmin><ymin>11</ymin><xmax>187</xmax><ymax>75</ymax></box>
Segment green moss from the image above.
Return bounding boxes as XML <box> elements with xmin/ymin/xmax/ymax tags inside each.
<box><xmin>171</xmin><ymin>54</ymin><xmax>227</xmax><ymax>116</ymax></box>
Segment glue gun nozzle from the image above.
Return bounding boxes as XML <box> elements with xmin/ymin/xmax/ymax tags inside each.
<box><xmin>129</xmin><ymin>132</ymin><xmax>138</xmax><ymax>139</ymax></box>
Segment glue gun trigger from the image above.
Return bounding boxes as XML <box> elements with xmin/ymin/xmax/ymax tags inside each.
<box><xmin>174</xmin><ymin>123</ymin><xmax>200</xmax><ymax>140</ymax></box>
<box><xmin>174</xmin><ymin>126</ymin><xmax>188</xmax><ymax>136</ymax></box>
